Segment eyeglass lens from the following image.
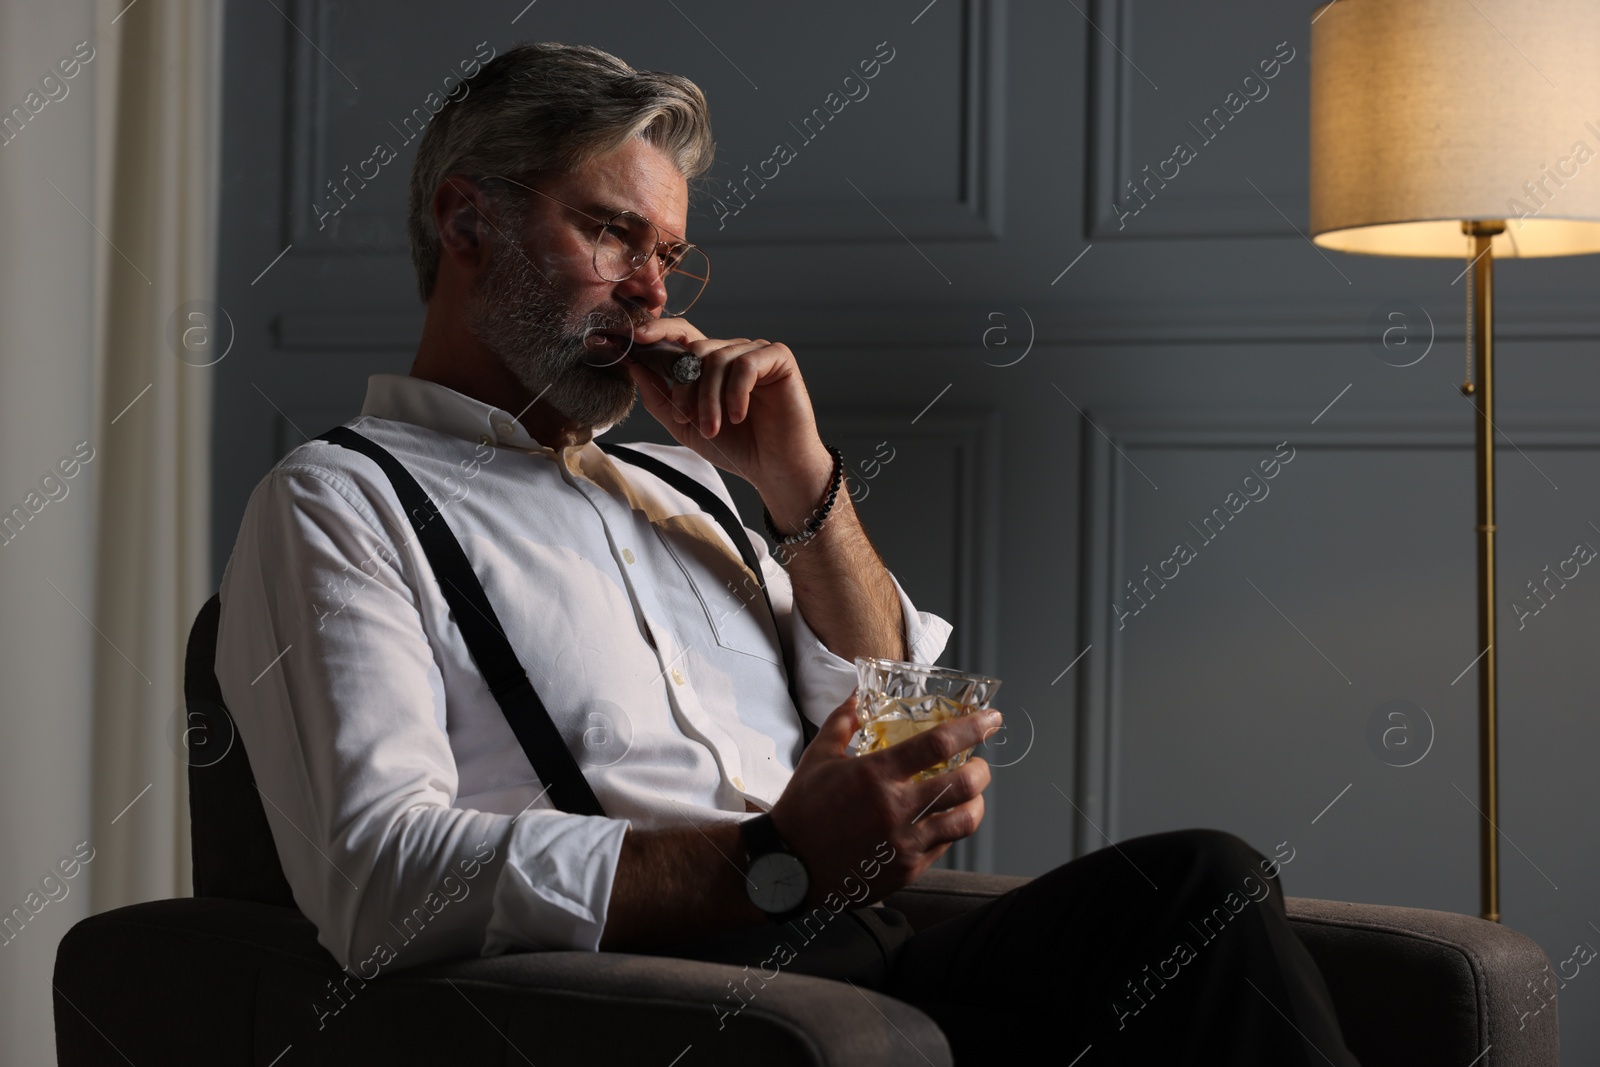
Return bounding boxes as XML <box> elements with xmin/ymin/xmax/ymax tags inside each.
<box><xmin>593</xmin><ymin>212</ymin><xmax>708</xmax><ymax>316</ymax></box>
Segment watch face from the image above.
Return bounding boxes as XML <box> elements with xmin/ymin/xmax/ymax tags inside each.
<box><xmin>747</xmin><ymin>852</ymin><xmax>809</xmax><ymax>914</ymax></box>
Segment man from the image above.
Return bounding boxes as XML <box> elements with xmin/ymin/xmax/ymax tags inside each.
<box><xmin>216</xmin><ymin>41</ymin><xmax>1360</xmax><ymax>1065</ymax></box>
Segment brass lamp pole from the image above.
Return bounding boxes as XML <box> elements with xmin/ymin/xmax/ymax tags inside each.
<box><xmin>1463</xmin><ymin>221</ymin><xmax>1501</xmax><ymax>922</ymax></box>
<box><xmin>1310</xmin><ymin>0</ymin><xmax>1600</xmax><ymax>922</ymax></box>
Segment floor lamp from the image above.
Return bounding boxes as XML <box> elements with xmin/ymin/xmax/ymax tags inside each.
<box><xmin>1308</xmin><ymin>0</ymin><xmax>1600</xmax><ymax>922</ymax></box>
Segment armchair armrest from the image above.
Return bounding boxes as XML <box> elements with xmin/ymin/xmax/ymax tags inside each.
<box><xmin>1287</xmin><ymin>897</ymin><xmax>1559</xmax><ymax>1067</ymax></box>
<box><xmin>884</xmin><ymin>870</ymin><xmax>1560</xmax><ymax>1067</ymax></box>
<box><xmin>55</xmin><ymin>898</ymin><xmax>952</xmax><ymax>1067</ymax></box>
<box><xmin>882</xmin><ymin>867</ymin><xmax>1030</xmax><ymax>929</ymax></box>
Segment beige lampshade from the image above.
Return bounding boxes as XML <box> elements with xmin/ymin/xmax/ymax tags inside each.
<box><xmin>1310</xmin><ymin>0</ymin><xmax>1600</xmax><ymax>258</ymax></box>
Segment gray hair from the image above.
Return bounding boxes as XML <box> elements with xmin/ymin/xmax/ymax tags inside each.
<box><xmin>406</xmin><ymin>41</ymin><xmax>716</xmax><ymax>303</ymax></box>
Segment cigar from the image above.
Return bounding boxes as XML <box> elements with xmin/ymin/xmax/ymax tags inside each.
<box><xmin>628</xmin><ymin>339</ymin><xmax>702</xmax><ymax>384</ymax></box>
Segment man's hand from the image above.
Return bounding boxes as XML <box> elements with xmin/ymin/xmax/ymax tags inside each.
<box><xmin>623</xmin><ymin>318</ymin><xmax>833</xmax><ymax>524</ymax></box>
<box><xmin>766</xmin><ymin>694</ymin><xmax>1002</xmax><ymax>909</ymax></box>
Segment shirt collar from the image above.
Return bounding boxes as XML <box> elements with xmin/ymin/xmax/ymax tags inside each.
<box><xmin>356</xmin><ymin>374</ymin><xmax>744</xmax><ymax>577</ymax></box>
<box><xmin>358</xmin><ymin>373</ymin><xmax>616</xmax><ymax>450</ymax></box>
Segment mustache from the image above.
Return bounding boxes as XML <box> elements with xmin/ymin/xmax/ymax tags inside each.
<box><xmin>580</xmin><ymin>302</ymin><xmax>654</xmax><ymax>340</ymax></box>
<box><xmin>574</xmin><ymin>304</ymin><xmax>655</xmax><ymax>370</ymax></box>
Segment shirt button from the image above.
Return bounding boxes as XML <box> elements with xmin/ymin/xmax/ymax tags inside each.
<box><xmin>671</xmin><ymin>668</ymin><xmax>686</xmax><ymax>686</ymax></box>
<box><xmin>478</xmin><ymin>434</ymin><xmax>493</xmax><ymax>446</ymax></box>
<box><xmin>496</xmin><ymin>421</ymin><xmax>516</xmax><ymax>436</ymax></box>
<box><xmin>731</xmin><ymin>775</ymin><xmax>745</xmax><ymax>791</ymax></box>
<box><xmin>622</xmin><ymin>548</ymin><xmax>636</xmax><ymax>564</ymax></box>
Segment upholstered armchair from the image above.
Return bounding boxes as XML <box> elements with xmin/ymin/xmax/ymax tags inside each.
<box><xmin>53</xmin><ymin>594</ymin><xmax>1560</xmax><ymax>1065</ymax></box>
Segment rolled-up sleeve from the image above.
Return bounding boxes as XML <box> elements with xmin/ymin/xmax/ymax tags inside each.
<box><xmin>784</xmin><ymin>569</ymin><xmax>953</xmax><ymax>727</ymax></box>
<box><xmin>215</xmin><ymin>460</ymin><xmax>628</xmax><ymax>973</ymax></box>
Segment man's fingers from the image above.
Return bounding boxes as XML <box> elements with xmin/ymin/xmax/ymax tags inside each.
<box><xmin>877</xmin><ymin>709</ymin><xmax>1002</xmax><ymax>780</ymax></box>
<box><xmin>910</xmin><ymin>793</ymin><xmax>985</xmax><ymax>847</ymax></box>
<box><xmin>820</xmin><ymin>693</ymin><xmax>860</xmax><ymax>750</ymax></box>
<box><xmin>630</xmin><ymin>315</ymin><xmax>708</xmax><ymax>347</ymax></box>
<box><xmin>626</xmin><ymin>362</ymin><xmax>673</xmax><ymax>420</ymax></box>
<box><xmin>692</xmin><ymin>340</ymin><xmax>764</xmax><ymax>436</ymax></box>
<box><xmin>795</xmin><ymin>693</ymin><xmax>859</xmax><ymax>767</ymax></box>
<box><xmin>626</xmin><ymin>354</ymin><xmax>690</xmax><ymax>426</ymax></box>
<box><xmin>694</xmin><ymin>342</ymin><xmax>738</xmax><ymax>436</ymax></box>
<box><xmin>633</xmin><ymin>335</ymin><xmax>790</xmax><ymax>437</ymax></box>
<box><xmin>628</xmin><ymin>362</ymin><xmax>699</xmax><ymax>432</ymax></box>
<box><xmin>725</xmin><ymin>350</ymin><xmax>764</xmax><ymax>424</ymax></box>
<box><xmin>907</xmin><ymin>757</ymin><xmax>988</xmax><ymax>823</ymax></box>
<box><xmin>667</xmin><ymin>375</ymin><xmax>696</xmax><ymax>425</ymax></box>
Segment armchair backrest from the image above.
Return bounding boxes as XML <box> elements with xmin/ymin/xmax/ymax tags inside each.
<box><xmin>184</xmin><ymin>592</ymin><xmax>298</xmax><ymax>908</ymax></box>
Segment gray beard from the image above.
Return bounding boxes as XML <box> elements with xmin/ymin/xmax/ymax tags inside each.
<box><xmin>462</xmin><ymin>231</ymin><xmax>641</xmax><ymax>431</ymax></box>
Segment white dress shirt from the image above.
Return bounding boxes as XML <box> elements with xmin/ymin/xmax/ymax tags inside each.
<box><xmin>215</xmin><ymin>372</ymin><xmax>951</xmax><ymax>975</ymax></box>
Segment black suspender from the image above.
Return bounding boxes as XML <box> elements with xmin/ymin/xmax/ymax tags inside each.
<box><xmin>316</xmin><ymin>426</ymin><xmax>605</xmax><ymax>817</ymax></box>
<box><xmin>313</xmin><ymin>426</ymin><xmax>814</xmax><ymax>820</ymax></box>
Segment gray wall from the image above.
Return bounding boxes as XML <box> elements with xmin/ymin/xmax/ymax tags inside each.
<box><xmin>215</xmin><ymin>0</ymin><xmax>1600</xmax><ymax>1054</ymax></box>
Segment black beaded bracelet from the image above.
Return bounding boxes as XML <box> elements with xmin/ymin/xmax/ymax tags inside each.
<box><xmin>763</xmin><ymin>445</ymin><xmax>846</xmax><ymax>550</ymax></box>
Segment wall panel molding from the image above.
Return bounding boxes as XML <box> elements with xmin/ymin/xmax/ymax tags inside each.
<box><xmin>282</xmin><ymin>0</ymin><xmax>1009</xmax><ymax>252</ymax></box>
<box><xmin>1083</xmin><ymin>0</ymin><xmax>1310</xmax><ymax>241</ymax></box>
<box><xmin>1071</xmin><ymin>410</ymin><xmax>1600</xmax><ymax>857</ymax></box>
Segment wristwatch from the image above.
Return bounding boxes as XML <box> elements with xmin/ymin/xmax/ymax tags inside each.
<box><xmin>739</xmin><ymin>813</ymin><xmax>810</xmax><ymax>923</ymax></box>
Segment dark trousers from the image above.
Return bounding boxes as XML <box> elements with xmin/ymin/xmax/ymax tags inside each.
<box><xmin>641</xmin><ymin>828</ymin><xmax>1361</xmax><ymax>1066</ymax></box>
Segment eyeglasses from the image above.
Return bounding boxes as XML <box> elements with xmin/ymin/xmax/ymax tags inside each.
<box><xmin>480</xmin><ymin>173</ymin><xmax>710</xmax><ymax>317</ymax></box>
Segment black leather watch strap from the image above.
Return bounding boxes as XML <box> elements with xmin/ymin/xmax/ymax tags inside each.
<box><xmin>739</xmin><ymin>812</ymin><xmax>791</xmax><ymax>863</ymax></box>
